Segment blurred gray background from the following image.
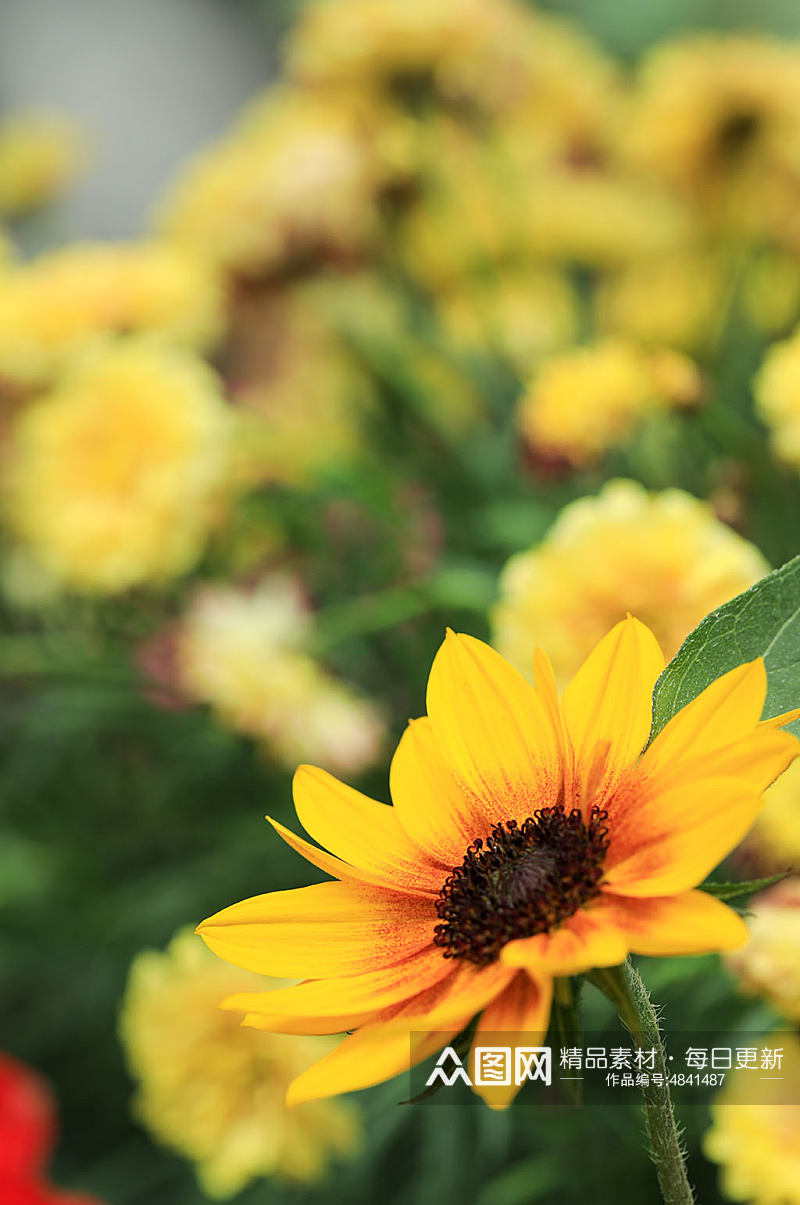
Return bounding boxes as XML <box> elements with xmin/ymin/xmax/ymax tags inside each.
<box><xmin>0</xmin><ymin>0</ymin><xmax>277</xmax><ymax>241</ymax></box>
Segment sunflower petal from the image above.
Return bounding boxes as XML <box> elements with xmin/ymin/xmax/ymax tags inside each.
<box><xmin>243</xmin><ymin>1010</ymin><xmax>381</xmax><ymax>1036</ymax></box>
<box><xmin>425</xmin><ymin>630</ymin><xmax>561</xmax><ymax>828</ymax></box>
<box><xmin>643</xmin><ymin>660</ymin><xmax>767</xmax><ymax>778</ymax></box>
<box><xmin>533</xmin><ymin>647</ymin><xmax>574</xmax><ymax>801</ymax></box>
<box><xmin>500</xmin><ymin>908</ymin><xmax>628</xmax><ymax>974</ymax></box>
<box><xmin>285</xmin><ymin>961</ymin><xmax>518</xmax><ymax>1105</ymax></box>
<box><xmin>285</xmin><ymin>1022</ymin><xmax>464</xmax><ymax>1107</ymax></box>
<box><xmin>292</xmin><ymin>765</ymin><xmax>444</xmax><ymax>893</ymax></box>
<box><xmin>382</xmin><ymin>958</ymin><xmax>517</xmax><ymax>1031</ymax></box>
<box><xmin>469</xmin><ymin>973</ymin><xmax>553</xmax><ymax>1110</ymax></box>
<box><xmin>594</xmin><ymin>890</ymin><xmax>749</xmax><ymax>955</ymax></box>
<box><xmin>561</xmin><ymin>617</ymin><xmax>665</xmax><ymax>808</ymax></box>
<box><xmin>197</xmin><ymin>881</ymin><xmax>437</xmax><ymax>978</ymax></box>
<box><xmin>649</xmin><ymin>727</ymin><xmax>799</xmax><ymax>797</ymax></box>
<box><xmin>390</xmin><ymin>717</ymin><xmax>484</xmax><ymax>866</ymax></box>
<box><xmin>603</xmin><ymin>776</ymin><xmax>762</xmax><ymax>897</ymax></box>
<box><xmin>267</xmin><ymin>815</ymin><xmax>434</xmax><ymax>896</ymax></box>
<box><xmin>223</xmin><ymin>945</ymin><xmax>453</xmax><ymax>1030</ymax></box>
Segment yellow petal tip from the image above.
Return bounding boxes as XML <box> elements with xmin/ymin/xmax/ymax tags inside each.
<box><xmin>292</xmin><ymin>763</ymin><xmax>317</xmax><ymax>784</ymax></box>
<box><xmin>219</xmin><ymin>993</ymin><xmax>245</xmax><ymax>1011</ymax></box>
<box><xmin>285</xmin><ymin>1080</ymin><xmax>307</xmax><ymax>1109</ymax></box>
<box><xmin>764</xmin><ymin>704</ymin><xmax>800</xmax><ymax>730</ymax></box>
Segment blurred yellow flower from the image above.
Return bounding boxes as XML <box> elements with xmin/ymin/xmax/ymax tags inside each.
<box><xmin>289</xmin><ymin>0</ymin><xmax>622</xmax><ymax>161</ymax></box>
<box><xmin>595</xmin><ymin>251</ymin><xmax>723</xmax><ymax>352</ymax></box>
<box><xmin>508</xmin><ymin>12</ymin><xmax>622</xmax><ymax>159</ymax></box>
<box><xmin>726</xmin><ymin>880</ymin><xmax>800</xmax><ymax>1021</ymax></box>
<box><xmin>4</xmin><ymin>339</ymin><xmax>232</xmax><ymax>593</ymax></box>
<box><xmin>704</xmin><ymin>1033</ymin><xmax>800</xmax><ymax>1204</ymax></box>
<box><xmin>0</xmin><ymin>109</ymin><xmax>86</xmax><ymax>216</ymax></box>
<box><xmin>119</xmin><ymin>929</ymin><xmax>360</xmax><ymax>1199</ymax></box>
<box><xmin>520</xmin><ymin>168</ymin><xmax>695</xmax><ymax>269</ymax></box>
<box><xmin>401</xmin><ymin>116</ymin><xmax>666</xmax><ymax>293</ymax></box>
<box><xmin>517</xmin><ymin>340</ymin><xmax>701</xmax><ymax>469</ymax></box>
<box><xmin>754</xmin><ymin>329</ymin><xmax>800</xmax><ymax>467</ymax></box>
<box><xmin>436</xmin><ymin>268</ymin><xmax>577</xmax><ymax>374</ymax></box>
<box><xmin>625</xmin><ymin>35</ymin><xmax>800</xmax><ymax>242</ymax></box>
<box><xmin>398</xmin><ymin>118</ymin><xmax>526</xmax><ymax>290</ymax></box>
<box><xmin>740</xmin><ymin>758</ymin><xmax>800</xmax><ymax>874</ymax></box>
<box><xmin>157</xmin><ymin>87</ymin><xmax>408</xmax><ymax>278</ymax></box>
<box><xmin>0</xmin><ymin>240</ymin><xmax>225</xmax><ymax>389</ymax></box>
<box><xmin>286</xmin><ymin>0</ymin><xmax>541</xmax><ymax>115</ymax></box>
<box><xmin>492</xmin><ymin>480</ymin><xmax>768</xmax><ymax>686</ymax></box>
<box><xmin>177</xmin><ymin>575</ymin><xmax>385</xmax><ymax>775</ymax></box>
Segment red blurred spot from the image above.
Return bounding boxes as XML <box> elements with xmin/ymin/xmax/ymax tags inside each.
<box><xmin>0</xmin><ymin>1053</ymin><xmax>102</xmax><ymax>1205</ymax></box>
<box><xmin>0</xmin><ymin>1054</ymin><xmax>55</xmax><ymax>1182</ymax></box>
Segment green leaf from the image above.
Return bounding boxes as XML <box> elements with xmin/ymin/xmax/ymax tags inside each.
<box><xmin>650</xmin><ymin>556</ymin><xmax>800</xmax><ymax>741</ymax></box>
<box><xmin>700</xmin><ymin>873</ymin><xmax>788</xmax><ymax>903</ymax></box>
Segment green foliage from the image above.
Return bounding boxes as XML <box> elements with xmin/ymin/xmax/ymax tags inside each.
<box><xmin>700</xmin><ymin>873</ymin><xmax>789</xmax><ymax>902</ymax></box>
<box><xmin>651</xmin><ymin>556</ymin><xmax>800</xmax><ymax>739</ymax></box>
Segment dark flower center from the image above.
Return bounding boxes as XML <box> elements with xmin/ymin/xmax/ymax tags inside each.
<box><xmin>716</xmin><ymin>109</ymin><xmax>761</xmax><ymax>159</ymax></box>
<box><xmin>433</xmin><ymin>806</ymin><xmax>610</xmax><ymax>967</ymax></box>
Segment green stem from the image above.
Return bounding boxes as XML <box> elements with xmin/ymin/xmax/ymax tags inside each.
<box><xmin>589</xmin><ymin>961</ymin><xmax>695</xmax><ymax>1205</ymax></box>
<box><xmin>551</xmin><ymin>977</ymin><xmax>583</xmax><ymax>1106</ymax></box>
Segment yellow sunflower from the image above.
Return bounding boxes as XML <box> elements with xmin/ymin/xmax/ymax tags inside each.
<box><xmin>198</xmin><ymin>618</ymin><xmax>799</xmax><ymax>1109</ymax></box>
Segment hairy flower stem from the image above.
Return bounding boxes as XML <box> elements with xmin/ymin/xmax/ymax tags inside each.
<box><xmin>588</xmin><ymin>961</ymin><xmax>695</xmax><ymax>1205</ymax></box>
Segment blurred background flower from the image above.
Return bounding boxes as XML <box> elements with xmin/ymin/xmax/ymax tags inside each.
<box><xmin>738</xmin><ymin>759</ymin><xmax>800</xmax><ymax>874</ymax></box>
<box><xmin>725</xmin><ymin>879</ymin><xmax>800</xmax><ymax>1021</ymax></box>
<box><xmin>706</xmin><ymin>878</ymin><xmax>800</xmax><ymax>1203</ymax></box>
<box><xmin>492</xmin><ymin>479</ymin><xmax>768</xmax><ymax>684</ymax></box>
<box><xmin>625</xmin><ymin>35</ymin><xmax>800</xmax><ymax>244</ymax></box>
<box><xmin>704</xmin><ymin>1033</ymin><xmax>800</xmax><ymax>1205</ymax></box>
<box><xmin>0</xmin><ymin>110</ymin><xmax>87</xmax><ymax>219</ymax></box>
<box><xmin>516</xmin><ymin>341</ymin><xmax>702</xmax><ymax>471</ymax></box>
<box><xmin>3</xmin><ymin>339</ymin><xmax>233</xmax><ymax>595</ymax></box>
<box><xmin>754</xmin><ymin>328</ymin><xmax>800</xmax><ymax>468</ymax></box>
<box><xmin>174</xmin><ymin>575</ymin><xmax>385</xmax><ymax>775</ymax></box>
<box><xmin>0</xmin><ymin>241</ymin><xmax>224</xmax><ymax>392</ymax></box>
<box><xmin>119</xmin><ymin>930</ymin><xmax>360</xmax><ymax>1199</ymax></box>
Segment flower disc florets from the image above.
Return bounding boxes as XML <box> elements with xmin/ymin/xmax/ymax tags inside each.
<box><xmin>433</xmin><ymin>805</ymin><xmax>610</xmax><ymax>966</ymax></box>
